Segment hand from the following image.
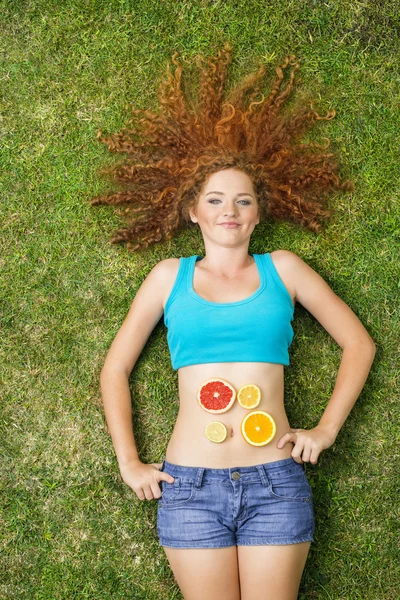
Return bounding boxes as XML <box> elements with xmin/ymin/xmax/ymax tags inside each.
<box><xmin>276</xmin><ymin>425</ymin><xmax>336</xmax><ymax>465</ymax></box>
<box><xmin>119</xmin><ymin>459</ymin><xmax>175</xmax><ymax>501</ymax></box>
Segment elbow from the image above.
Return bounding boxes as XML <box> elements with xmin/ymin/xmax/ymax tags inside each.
<box><xmin>361</xmin><ymin>334</ymin><xmax>376</xmax><ymax>364</ymax></box>
<box><xmin>365</xmin><ymin>331</ymin><xmax>376</xmax><ymax>354</ymax></box>
<box><xmin>100</xmin><ymin>363</ymin><xmax>130</xmax><ymax>385</ymax></box>
<box><xmin>99</xmin><ymin>366</ymin><xmax>110</xmax><ymax>390</ymax></box>
<box><xmin>344</xmin><ymin>333</ymin><xmax>376</xmax><ymax>361</ymax></box>
<box><xmin>99</xmin><ymin>366</ymin><xmax>109</xmax><ymax>385</ymax></box>
<box><xmin>368</xmin><ymin>337</ymin><xmax>377</xmax><ymax>360</ymax></box>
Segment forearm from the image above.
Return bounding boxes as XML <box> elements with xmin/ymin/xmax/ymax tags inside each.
<box><xmin>318</xmin><ymin>339</ymin><xmax>376</xmax><ymax>439</ymax></box>
<box><xmin>100</xmin><ymin>368</ymin><xmax>141</xmax><ymax>468</ymax></box>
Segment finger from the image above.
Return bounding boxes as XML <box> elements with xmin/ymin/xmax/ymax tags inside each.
<box><xmin>310</xmin><ymin>447</ymin><xmax>320</xmax><ymax>465</ymax></box>
<box><xmin>301</xmin><ymin>446</ymin><xmax>312</xmax><ymax>463</ymax></box>
<box><xmin>291</xmin><ymin>453</ymin><xmax>304</xmax><ymax>464</ymax></box>
<box><xmin>290</xmin><ymin>441</ymin><xmax>304</xmax><ymax>464</ymax></box>
<box><xmin>152</xmin><ymin>462</ymin><xmax>163</xmax><ymax>470</ymax></box>
<box><xmin>143</xmin><ymin>486</ymin><xmax>154</xmax><ymax>501</ymax></box>
<box><xmin>151</xmin><ymin>481</ymin><xmax>162</xmax><ymax>500</ymax></box>
<box><xmin>276</xmin><ymin>432</ymin><xmax>297</xmax><ymax>449</ymax></box>
<box><xmin>135</xmin><ymin>488</ymin><xmax>146</xmax><ymax>501</ymax></box>
<box><xmin>159</xmin><ymin>472</ymin><xmax>175</xmax><ymax>484</ymax></box>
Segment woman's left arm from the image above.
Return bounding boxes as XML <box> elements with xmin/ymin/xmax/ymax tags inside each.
<box><xmin>275</xmin><ymin>251</ymin><xmax>376</xmax><ymax>464</ymax></box>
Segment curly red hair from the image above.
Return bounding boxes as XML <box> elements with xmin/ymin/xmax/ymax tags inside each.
<box><xmin>91</xmin><ymin>44</ymin><xmax>352</xmax><ymax>251</ymax></box>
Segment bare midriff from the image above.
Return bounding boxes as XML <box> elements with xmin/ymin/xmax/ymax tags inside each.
<box><xmin>165</xmin><ymin>361</ymin><xmax>294</xmax><ymax>468</ymax></box>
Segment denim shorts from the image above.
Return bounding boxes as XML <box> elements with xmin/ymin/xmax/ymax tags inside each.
<box><xmin>157</xmin><ymin>457</ymin><xmax>314</xmax><ymax>548</ymax></box>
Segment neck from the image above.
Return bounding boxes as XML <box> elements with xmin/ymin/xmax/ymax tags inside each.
<box><xmin>198</xmin><ymin>245</ymin><xmax>253</xmax><ymax>275</ymax></box>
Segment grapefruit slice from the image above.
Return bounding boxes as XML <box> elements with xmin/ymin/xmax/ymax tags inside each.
<box><xmin>237</xmin><ymin>384</ymin><xmax>261</xmax><ymax>409</ymax></box>
<box><xmin>205</xmin><ymin>421</ymin><xmax>227</xmax><ymax>443</ymax></box>
<box><xmin>241</xmin><ymin>411</ymin><xmax>276</xmax><ymax>446</ymax></box>
<box><xmin>197</xmin><ymin>378</ymin><xmax>236</xmax><ymax>414</ymax></box>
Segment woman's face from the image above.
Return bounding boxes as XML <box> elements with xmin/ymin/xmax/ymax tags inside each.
<box><xmin>189</xmin><ymin>169</ymin><xmax>260</xmax><ymax>249</ymax></box>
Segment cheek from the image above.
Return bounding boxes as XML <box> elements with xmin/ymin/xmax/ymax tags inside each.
<box><xmin>248</xmin><ymin>207</ymin><xmax>260</xmax><ymax>221</ymax></box>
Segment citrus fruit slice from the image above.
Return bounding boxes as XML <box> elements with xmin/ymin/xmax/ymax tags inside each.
<box><xmin>197</xmin><ymin>378</ymin><xmax>236</xmax><ymax>414</ymax></box>
<box><xmin>205</xmin><ymin>421</ymin><xmax>227</xmax><ymax>443</ymax></box>
<box><xmin>241</xmin><ymin>411</ymin><xmax>276</xmax><ymax>446</ymax></box>
<box><xmin>237</xmin><ymin>384</ymin><xmax>261</xmax><ymax>409</ymax></box>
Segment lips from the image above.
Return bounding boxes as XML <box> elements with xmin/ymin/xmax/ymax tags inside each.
<box><xmin>219</xmin><ymin>222</ymin><xmax>240</xmax><ymax>228</ymax></box>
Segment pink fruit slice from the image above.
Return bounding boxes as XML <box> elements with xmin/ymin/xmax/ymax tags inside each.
<box><xmin>197</xmin><ymin>378</ymin><xmax>236</xmax><ymax>414</ymax></box>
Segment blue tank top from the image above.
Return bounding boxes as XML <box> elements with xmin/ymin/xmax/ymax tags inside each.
<box><xmin>164</xmin><ymin>253</ymin><xmax>294</xmax><ymax>370</ymax></box>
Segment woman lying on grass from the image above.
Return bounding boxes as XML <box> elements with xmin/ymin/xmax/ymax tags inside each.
<box><xmin>93</xmin><ymin>45</ymin><xmax>375</xmax><ymax>599</ymax></box>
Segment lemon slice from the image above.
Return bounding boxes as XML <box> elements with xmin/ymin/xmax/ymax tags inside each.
<box><xmin>205</xmin><ymin>421</ymin><xmax>228</xmax><ymax>443</ymax></box>
<box><xmin>237</xmin><ymin>384</ymin><xmax>261</xmax><ymax>409</ymax></box>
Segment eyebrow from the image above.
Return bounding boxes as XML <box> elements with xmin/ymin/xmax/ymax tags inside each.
<box><xmin>204</xmin><ymin>191</ymin><xmax>255</xmax><ymax>198</ymax></box>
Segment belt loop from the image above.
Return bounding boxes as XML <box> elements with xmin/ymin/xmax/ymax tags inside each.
<box><xmin>256</xmin><ymin>464</ymin><xmax>270</xmax><ymax>487</ymax></box>
<box><xmin>194</xmin><ymin>467</ymin><xmax>205</xmax><ymax>489</ymax></box>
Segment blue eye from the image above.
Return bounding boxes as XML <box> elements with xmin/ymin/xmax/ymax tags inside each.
<box><xmin>207</xmin><ymin>199</ymin><xmax>252</xmax><ymax>205</ymax></box>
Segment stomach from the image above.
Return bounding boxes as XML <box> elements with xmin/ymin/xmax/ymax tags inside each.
<box><xmin>165</xmin><ymin>361</ymin><xmax>294</xmax><ymax>468</ymax></box>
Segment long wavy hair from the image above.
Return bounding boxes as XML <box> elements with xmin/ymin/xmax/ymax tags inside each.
<box><xmin>91</xmin><ymin>44</ymin><xmax>352</xmax><ymax>251</ymax></box>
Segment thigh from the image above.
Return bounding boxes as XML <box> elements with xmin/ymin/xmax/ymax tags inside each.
<box><xmin>238</xmin><ymin>542</ymin><xmax>311</xmax><ymax>600</ymax></box>
<box><xmin>162</xmin><ymin>546</ymin><xmax>240</xmax><ymax>600</ymax></box>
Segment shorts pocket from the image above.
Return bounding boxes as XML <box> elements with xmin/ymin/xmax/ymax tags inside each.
<box><xmin>159</xmin><ymin>477</ymin><xmax>196</xmax><ymax>509</ymax></box>
<box><xmin>268</xmin><ymin>468</ymin><xmax>312</xmax><ymax>503</ymax></box>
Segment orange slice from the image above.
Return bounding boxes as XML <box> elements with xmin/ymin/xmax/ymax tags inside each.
<box><xmin>205</xmin><ymin>421</ymin><xmax>227</xmax><ymax>443</ymax></box>
<box><xmin>237</xmin><ymin>384</ymin><xmax>261</xmax><ymax>409</ymax></box>
<box><xmin>241</xmin><ymin>411</ymin><xmax>276</xmax><ymax>446</ymax></box>
<box><xmin>197</xmin><ymin>378</ymin><xmax>236</xmax><ymax>414</ymax></box>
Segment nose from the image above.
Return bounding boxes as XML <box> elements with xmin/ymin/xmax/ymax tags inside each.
<box><xmin>223</xmin><ymin>201</ymin><xmax>238</xmax><ymax>217</ymax></box>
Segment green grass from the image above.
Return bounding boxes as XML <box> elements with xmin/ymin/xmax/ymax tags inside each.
<box><xmin>1</xmin><ymin>0</ymin><xmax>399</xmax><ymax>598</ymax></box>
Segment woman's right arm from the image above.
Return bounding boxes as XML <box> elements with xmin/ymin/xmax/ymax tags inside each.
<box><xmin>100</xmin><ymin>259</ymin><xmax>177</xmax><ymax>500</ymax></box>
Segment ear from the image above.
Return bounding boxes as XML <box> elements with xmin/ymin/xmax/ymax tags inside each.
<box><xmin>189</xmin><ymin>208</ymin><xmax>198</xmax><ymax>224</ymax></box>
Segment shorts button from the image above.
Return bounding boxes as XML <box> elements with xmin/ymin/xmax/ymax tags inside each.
<box><xmin>232</xmin><ymin>471</ymin><xmax>240</xmax><ymax>480</ymax></box>
<box><xmin>306</xmin><ymin>497</ymin><xmax>310</xmax><ymax>503</ymax></box>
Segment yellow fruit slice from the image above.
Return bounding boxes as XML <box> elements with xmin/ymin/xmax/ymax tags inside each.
<box><xmin>205</xmin><ymin>421</ymin><xmax>228</xmax><ymax>443</ymax></box>
<box><xmin>241</xmin><ymin>411</ymin><xmax>276</xmax><ymax>446</ymax></box>
<box><xmin>237</xmin><ymin>384</ymin><xmax>261</xmax><ymax>409</ymax></box>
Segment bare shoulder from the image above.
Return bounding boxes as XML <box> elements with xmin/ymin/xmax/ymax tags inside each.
<box><xmin>269</xmin><ymin>249</ymin><xmax>304</xmax><ymax>302</ymax></box>
<box><xmin>126</xmin><ymin>257</ymin><xmax>180</xmax><ymax>312</ymax></box>
<box><xmin>270</xmin><ymin>249</ymin><xmax>319</xmax><ymax>281</ymax></box>
<box><xmin>271</xmin><ymin>250</ymin><xmax>374</xmax><ymax>349</ymax></box>
<box><xmin>101</xmin><ymin>258</ymin><xmax>181</xmax><ymax>375</ymax></box>
<box><xmin>270</xmin><ymin>249</ymin><xmax>327</xmax><ymax>303</ymax></box>
<box><xmin>150</xmin><ymin>258</ymin><xmax>180</xmax><ymax>308</ymax></box>
<box><xmin>270</xmin><ymin>249</ymin><xmax>303</xmax><ymax>271</ymax></box>
<box><xmin>151</xmin><ymin>257</ymin><xmax>180</xmax><ymax>278</ymax></box>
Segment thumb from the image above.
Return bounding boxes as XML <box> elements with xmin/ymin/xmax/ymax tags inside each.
<box><xmin>160</xmin><ymin>471</ymin><xmax>175</xmax><ymax>484</ymax></box>
<box><xmin>277</xmin><ymin>432</ymin><xmax>297</xmax><ymax>449</ymax></box>
<box><xmin>151</xmin><ymin>463</ymin><xmax>175</xmax><ymax>483</ymax></box>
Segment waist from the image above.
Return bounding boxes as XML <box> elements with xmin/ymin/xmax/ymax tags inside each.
<box><xmin>167</xmin><ymin>366</ymin><xmax>292</xmax><ymax>467</ymax></box>
<box><xmin>178</xmin><ymin>361</ymin><xmax>284</xmax><ymax>386</ymax></box>
<box><xmin>161</xmin><ymin>456</ymin><xmax>302</xmax><ymax>481</ymax></box>
<box><xmin>166</xmin><ymin>412</ymin><xmax>293</xmax><ymax>467</ymax></box>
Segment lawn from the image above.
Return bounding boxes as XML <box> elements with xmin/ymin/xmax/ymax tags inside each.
<box><xmin>1</xmin><ymin>0</ymin><xmax>399</xmax><ymax>598</ymax></box>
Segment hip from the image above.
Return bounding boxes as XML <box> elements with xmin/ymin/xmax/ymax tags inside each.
<box><xmin>157</xmin><ymin>457</ymin><xmax>315</xmax><ymax>547</ymax></box>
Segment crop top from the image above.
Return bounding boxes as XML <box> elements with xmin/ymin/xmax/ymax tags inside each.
<box><xmin>163</xmin><ymin>253</ymin><xmax>295</xmax><ymax>370</ymax></box>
